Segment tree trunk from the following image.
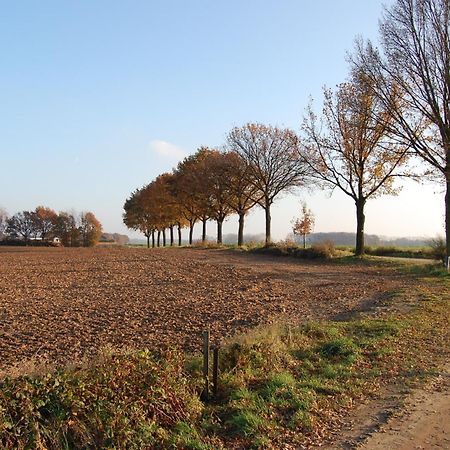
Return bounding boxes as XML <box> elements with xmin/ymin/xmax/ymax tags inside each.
<box><xmin>189</xmin><ymin>222</ymin><xmax>194</xmax><ymax>245</ymax></box>
<box><xmin>445</xmin><ymin>173</ymin><xmax>450</xmax><ymax>269</ymax></box>
<box><xmin>355</xmin><ymin>199</ymin><xmax>366</xmax><ymax>256</ymax></box>
<box><xmin>303</xmin><ymin>234</ymin><xmax>306</xmax><ymax>249</ymax></box>
<box><xmin>202</xmin><ymin>218</ymin><xmax>207</xmax><ymax>242</ymax></box>
<box><xmin>238</xmin><ymin>213</ymin><xmax>245</xmax><ymax>246</ymax></box>
<box><xmin>264</xmin><ymin>200</ymin><xmax>271</xmax><ymax>246</ymax></box>
<box><xmin>157</xmin><ymin>230</ymin><xmax>161</xmax><ymax>247</ymax></box>
<box><xmin>217</xmin><ymin>219</ymin><xmax>223</xmax><ymax>244</ymax></box>
<box><xmin>178</xmin><ymin>225</ymin><xmax>182</xmax><ymax>246</ymax></box>
<box><xmin>152</xmin><ymin>230</ymin><xmax>155</xmax><ymax>248</ymax></box>
<box><xmin>162</xmin><ymin>229</ymin><xmax>166</xmax><ymax>247</ymax></box>
<box><xmin>170</xmin><ymin>226</ymin><xmax>174</xmax><ymax>246</ymax></box>
<box><xmin>146</xmin><ymin>234</ymin><xmax>150</xmax><ymax>248</ymax></box>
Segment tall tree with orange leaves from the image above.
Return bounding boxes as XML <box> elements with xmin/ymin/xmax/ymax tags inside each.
<box><xmin>123</xmin><ymin>186</ymin><xmax>156</xmax><ymax>248</ymax></box>
<box><xmin>80</xmin><ymin>212</ymin><xmax>102</xmax><ymax>247</ymax></box>
<box><xmin>33</xmin><ymin>206</ymin><xmax>58</xmax><ymax>241</ymax></box>
<box><xmin>203</xmin><ymin>150</ymin><xmax>236</xmax><ymax>244</ymax></box>
<box><xmin>171</xmin><ymin>148</ymin><xmax>216</xmax><ymax>244</ymax></box>
<box><xmin>222</xmin><ymin>152</ymin><xmax>260</xmax><ymax>246</ymax></box>
<box><xmin>300</xmin><ymin>72</ymin><xmax>409</xmax><ymax>255</ymax></box>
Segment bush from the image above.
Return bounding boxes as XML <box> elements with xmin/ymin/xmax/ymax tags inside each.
<box><xmin>191</xmin><ymin>240</ymin><xmax>224</xmax><ymax>249</ymax></box>
<box><xmin>428</xmin><ymin>236</ymin><xmax>446</xmax><ymax>262</ymax></box>
<box><xmin>251</xmin><ymin>240</ymin><xmax>336</xmax><ymax>260</ymax></box>
<box><xmin>309</xmin><ymin>240</ymin><xmax>336</xmax><ymax>259</ymax></box>
<box><xmin>252</xmin><ymin>244</ymin><xmax>294</xmax><ymax>257</ymax></box>
<box><xmin>0</xmin><ymin>350</ymin><xmax>204</xmax><ymax>449</ymax></box>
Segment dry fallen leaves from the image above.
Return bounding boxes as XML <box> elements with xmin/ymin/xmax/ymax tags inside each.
<box><xmin>0</xmin><ymin>246</ymin><xmax>412</xmax><ymax>371</ymax></box>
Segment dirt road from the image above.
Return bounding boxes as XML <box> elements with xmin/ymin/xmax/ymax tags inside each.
<box><xmin>359</xmin><ymin>365</ymin><xmax>450</xmax><ymax>450</ymax></box>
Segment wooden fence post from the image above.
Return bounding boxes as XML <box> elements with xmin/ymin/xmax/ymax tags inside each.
<box><xmin>212</xmin><ymin>347</ymin><xmax>219</xmax><ymax>398</ymax></box>
<box><xmin>202</xmin><ymin>329</ymin><xmax>210</xmax><ymax>401</ymax></box>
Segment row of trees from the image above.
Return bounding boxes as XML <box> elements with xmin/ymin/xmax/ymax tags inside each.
<box><xmin>352</xmin><ymin>0</ymin><xmax>449</xmax><ymax>261</ymax></box>
<box><xmin>0</xmin><ymin>206</ymin><xmax>103</xmax><ymax>247</ymax></box>
<box><xmin>124</xmin><ymin>0</ymin><xmax>449</xmax><ymax>261</ymax></box>
<box><xmin>124</xmin><ymin>100</ymin><xmax>407</xmax><ymax>256</ymax></box>
<box><xmin>123</xmin><ymin>148</ymin><xmax>261</xmax><ymax>248</ymax></box>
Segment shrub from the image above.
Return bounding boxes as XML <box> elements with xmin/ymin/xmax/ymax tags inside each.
<box><xmin>428</xmin><ymin>236</ymin><xmax>446</xmax><ymax>262</ymax></box>
<box><xmin>251</xmin><ymin>241</ymin><xmax>336</xmax><ymax>259</ymax></box>
<box><xmin>0</xmin><ymin>350</ymin><xmax>204</xmax><ymax>449</ymax></box>
<box><xmin>252</xmin><ymin>244</ymin><xmax>294</xmax><ymax>257</ymax></box>
<box><xmin>191</xmin><ymin>240</ymin><xmax>223</xmax><ymax>249</ymax></box>
<box><xmin>309</xmin><ymin>240</ymin><xmax>336</xmax><ymax>259</ymax></box>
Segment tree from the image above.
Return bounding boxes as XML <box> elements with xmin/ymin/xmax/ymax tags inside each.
<box><xmin>6</xmin><ymin>211</ymin><xmax>36</xmax><ymax>243</ymax></box>
<box><xmin>352</xmin><ymin>0</ymin><xmax>450</xmax><ymax>262</ymax></box>
<box><xmin>0</xmin><ymin>208</ymin><xmax>8</xmax><ymax>240</ymax></box>
<box><xmin>171</xmin><ymin>148</ymin><xmax>215</xmax><ymax>245</ymax></box>
<box><xmin>227</xmin><ymin>123</ymin><xmax>309</xmax><ymax>245</ymax></box>
<box><xmin>123</xmin><ymin>187</ymin><xmax>156</xmax><ymax>248</ymax></box>
<box><xmin>292</xmin><ymin>203</ymin><xmax>315</xmax><ymax>249</ymax></box>
<box><xmin>33</xmin><ymin>206</ymin><xmax>57</xmax><ymax>241</ymax></box>
<box><xmin>151</xmin><ymin>173</ymin><xmax>183</xmax><ymax>246</ymax></box>
<box><xmin>54</xmin><ymin>212</ymin><xmax>80</xmax><ymax>247</ymax></box>
<box><xmin>203</xmin><ymin>151</ymin><xmax>235</xmax><ymax>244</ymax></box>
<box><xmin>300</xmin><ymin>73</ymin><xmax>408</xmax><ymax>255</ymax></box>
<box><xmin>190</xmin><ymin>148</ymin><xmax>217</xmax><ymax>242</ymax></box>
<box><xmin>80</xmin><ymin>212</ymin><xmax>102</xmax><ymax>247</ymax></box>
<box><xmin>124</xmin><ymin>176</ymin><xmax>187</xmax><ymax>248</ymax></box>
<box><xmin>222</xmin><ymin>152</ymin><xmax>260</xmax><ymax>246</ymax></box>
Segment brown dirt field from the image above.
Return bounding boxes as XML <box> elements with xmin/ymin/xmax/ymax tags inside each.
<box><xmin>0</xmin><ymin>246</ymin><xmax>412</xmax><ymax>371</ymax></box>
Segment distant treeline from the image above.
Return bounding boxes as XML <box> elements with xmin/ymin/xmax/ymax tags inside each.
<box><xmin>307</xmin><ymin>233</ymin><xmax>430</xmax><ymax>248</ymax></box>
<box><xmin>0</xmin><ymin>206</ymin><xmax>102</xmax><ymax>247</ymax></box>
<box><xmin>223</xmin><ymin>232</ymin><xmax>429</xmax><ymax>247</ymax></box>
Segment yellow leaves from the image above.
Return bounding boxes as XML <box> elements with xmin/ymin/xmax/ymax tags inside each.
<box><xmin>304</xmin><ymin>74</ymin><xmax>408</xmax><ymax>202</ymax></box>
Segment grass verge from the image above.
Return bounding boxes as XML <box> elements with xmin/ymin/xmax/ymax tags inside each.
<box><xmin>0</xmin><ymin>271</ymin><xmax>448</xmax><ymax>449</ymax></box>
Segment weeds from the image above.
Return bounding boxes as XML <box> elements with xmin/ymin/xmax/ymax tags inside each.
<box><xmin>250</xmin><ymin>240</ymin><xmax>337</xmax><ymax>259</ymax></box>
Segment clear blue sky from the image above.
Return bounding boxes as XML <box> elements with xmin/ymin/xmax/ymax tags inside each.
<box><xmin>0</xmin><ymin>1</ymin><xmax>444</xmax><ymax>240</ymax></box>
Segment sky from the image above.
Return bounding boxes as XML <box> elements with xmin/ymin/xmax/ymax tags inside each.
<box><xmin>0</xmin><ymin>0</ymin><xmax>445</xmax><ymax>241</ymax></box>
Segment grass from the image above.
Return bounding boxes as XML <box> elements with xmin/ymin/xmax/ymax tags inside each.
<box><xmin>366</xmin><ymin>245</ymin><xmax>427</xmax><ymax>257</ymax></box>
<box><xmin>0</xmin><ymin>268</ymin><xmax>448</xmax><ymax>448</ymax></box>
<box><xmin>232</xmin><ymin>242</ymin><xmax>441</xmax><ymax>262</ymax></box>
<box><xmin>131</xmin><ymin>240</ymin><xmax>445</xmax><ymax>264</ymax></box>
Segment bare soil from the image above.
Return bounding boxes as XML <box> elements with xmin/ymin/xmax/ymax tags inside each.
<box><xmin>359</xmin><ymin>363</ymin><xmax>450</xmax><ymax>450</ymax></box>
<box><xmin>0</xmin><ymin>246</ymin><xmax>411</xmax><ymax>371</ymax></box>
<box><xmin>318</xmin><ymin>366</ymin><xmax>450</xmax><ymax>450</ymax></box>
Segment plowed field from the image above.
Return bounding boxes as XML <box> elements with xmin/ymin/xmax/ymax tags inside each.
<box><xmin>0</xmin><ymin>246</ymin><xmax>412</xmax><ymax>371</ymax></box>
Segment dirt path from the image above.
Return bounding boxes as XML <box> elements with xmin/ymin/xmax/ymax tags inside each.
<box><xmin>358</xmin><ymin>364</ymin><xmax>450</xmax><ymax>450</ymax></box>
